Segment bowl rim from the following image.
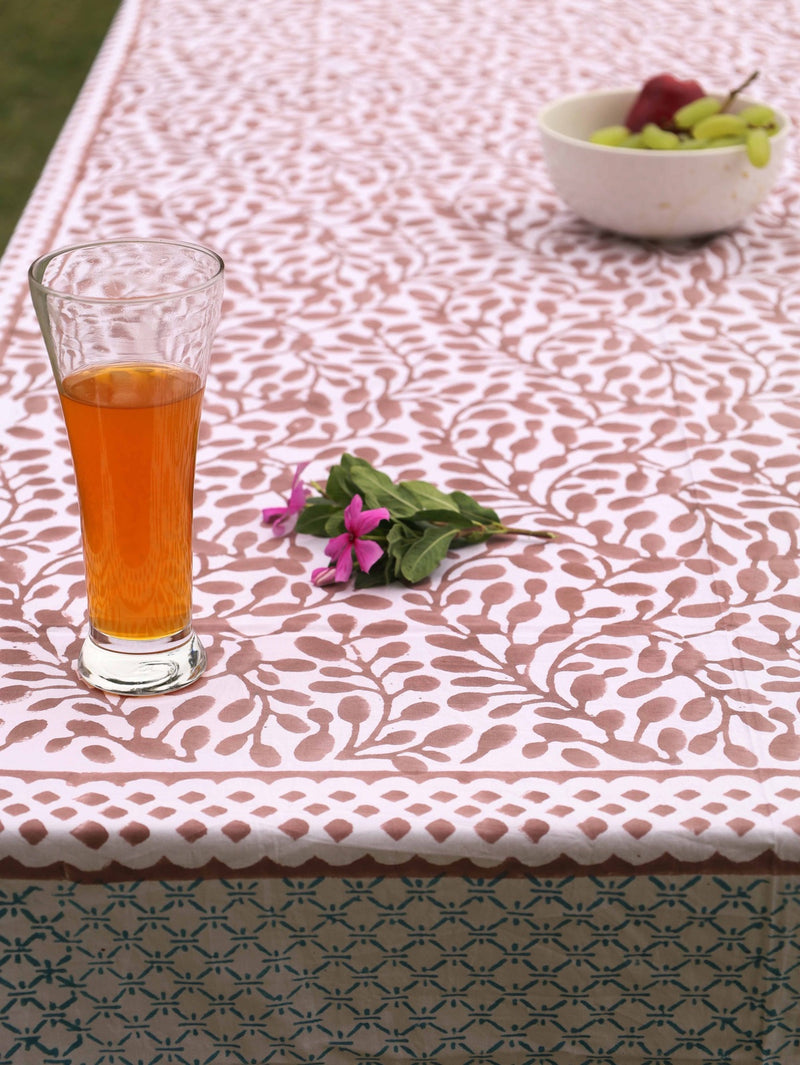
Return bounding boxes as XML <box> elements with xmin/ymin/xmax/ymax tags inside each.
<box><xmin>537</xmin><ymin>86</ymin><xmax>791</xmax><ymax>156</ymax></box>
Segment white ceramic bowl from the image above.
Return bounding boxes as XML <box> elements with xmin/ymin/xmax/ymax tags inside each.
<box><xmin>538</xmin><ymin>88</ymin><xmax>790</xmax><ymax>240</ymax></box>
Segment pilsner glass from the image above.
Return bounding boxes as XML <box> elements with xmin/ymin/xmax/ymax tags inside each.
<box><xmin>28</xmin><ymin>238</ymin><xmax>224</xmax><ymax>696</ymax></box>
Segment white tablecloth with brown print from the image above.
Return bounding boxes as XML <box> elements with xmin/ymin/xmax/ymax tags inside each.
<box><xmin>1</xmin><ymin>0</ymin><xmax>800</xmax><ymax>1061</ymax></box>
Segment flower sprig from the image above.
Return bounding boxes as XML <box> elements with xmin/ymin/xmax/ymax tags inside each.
<box><xmin>263</xmin><ymin>453</ymin><xmax>554</xmax><ymax>588</ymax></box>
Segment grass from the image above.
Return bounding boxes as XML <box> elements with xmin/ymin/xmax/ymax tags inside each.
<box><xmin>0</xmin><ymin>0</ymin><xmax>120</xmax><ymax>254</ymax></box>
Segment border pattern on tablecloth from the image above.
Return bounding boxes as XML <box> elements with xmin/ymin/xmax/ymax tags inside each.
<box><xmin>1</xmin><ymin>770</ymin><xmax>799</xmax><ymax>875</ymax></box>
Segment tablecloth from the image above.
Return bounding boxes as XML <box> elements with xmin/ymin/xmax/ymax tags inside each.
<box><xmin>4</xmin><ymin>0</ymin><xmax>800</xmax><ymax>1061</ymax></box>
<box><xmin>2</xmin><ymin>0</ymin><xmax>800</xmax><ymax>881</ymax></box>
<box><xmin>3</xmin><ymin>0</ymin><xmax>800</xmax><ymax>1060</ymax></box>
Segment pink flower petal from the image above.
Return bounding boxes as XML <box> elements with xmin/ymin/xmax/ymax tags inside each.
<box><xmin>288</xmin><ymin>463</ymin><xmax>311</xmax><ymax>510</ymax></box>
<box><xmin>354</xmin><ymin>538</ymin><xmax>384</xmax><ymax>573</ymax></box>
<box><xmin>280</xmin><ymin>513</ymin><xmax>302</xmax><ymax>537</ymax></box>
<box><xmin>325</xmin><ymin>532</ymin><xmax>351</xmax><ymax>561</ymax></box>
<box><xmin>292</xmin><ymin>461</ymin><xmax>309</xmax><ymax>484</ymax></box>
<box><xmin>353</xmin><ymin>506</ymin><xmax>390</xmax><ymax>536</ymax></box>
<box><xmin>333</xmin><ymin>548</ymin><xmax>354</xmax><ymax>582</ymax></box>
<box><xmin>343</xmin><ymin>494</ymin><xmax>364</xmax><ymax>529</ymax></box>
<box><xmin>262</xmin><ymin>463</ymin><xmax>310</xmax><ymax>538</ymax></box>
<box><xmin>262</xmin><ymin>507</ymin><xmax>295</xmax><ymax>538</ymax></box>
<box><xmin>343</xmin><ymin>493</ymin><xmax>390</xmax><ymax>536</ymax></box>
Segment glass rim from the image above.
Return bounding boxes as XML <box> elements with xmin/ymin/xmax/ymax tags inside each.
<box><xmin>28</xmin><ymin>237</ymin><xmax>225</xmax><ymax>305</ymax></box>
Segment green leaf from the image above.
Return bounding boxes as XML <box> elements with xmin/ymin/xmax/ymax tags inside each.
<box><xmin>324</xmin><ymin>513</ymin><xmax>347</xmax><ymax>536</ymax></box>
<box><xmin>386</xmin><ymin>521</ymin><xmax>417</xmax><ymax>561</ymax></box>
<box><xmin>343</xmin><ymin>457</ymin><xmax>419</xmax><ymax>517</ymax></box>
<box><xmin>402</xmin><ymin>508</ymin><xmax>477</xmax><ymax>527</ymax></box>
<box><xmin>324</xmin><ymin>463</ymin><xmax>356</xmax><ymax>505</ymax></box>
<box><xmin>399</xmin><ymin>525</ymin><xmax>458</xmax><ymax>583</ymax></box>
<box><xmin>296</xmin><ymin>499</ymin><xmax>341</xmax><ymax>536</ymax></box>
<box><xmin>354</xmin><ymin>553</ymin><xmax>396</xmax><ymax>587</ymax></box>
<box><xmin>339</xmin><ymin>453</ymin><xmax>364</xmax><ymax>472</ymax></box>
<box><xmin>355</xmin><ymin>474</ymin><xmax>419</xmax><ymax>517</ymax></box>
<box><xmin>339</xmin><ymin>454</ymin><xmax>378</xmax><ymax>491</ymax></box>
<box><xmin>399</xmin><ymin>478</ymin><xmax>461</xmax><ymax>512</ymax></box>
<box><xmin>449</xmin><ymin>490</ymin><xmax>500</xmax><ymax>524</ymax></box>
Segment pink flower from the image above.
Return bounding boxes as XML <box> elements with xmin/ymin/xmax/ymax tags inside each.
<box><xmin>262</xmin><ymin>463</ymin><xmax>310</xmax><ymax>537</ymax></box>
<box><xmin>311</xmin><ymin>494</ymin><xmax>390</xmax><ymax>585</ymax></box>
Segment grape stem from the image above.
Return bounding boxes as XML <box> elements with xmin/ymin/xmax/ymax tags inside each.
<box><xmin>721</xmin><ymin>70</ymin><xmax>759</xmax><ymax>112</ymax></box>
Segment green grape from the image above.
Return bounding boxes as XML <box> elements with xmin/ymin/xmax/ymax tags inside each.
<box><xmin>673</xmin><ymin>96</ymin><xmax>722</xmax><ymax>130</ymax></box>
<box><xmin>641</xmin><ymin>123</ymin><xmax>680</xmax><ymax>149</ymax></box>
<box><xmin>584</xmin><ymin>81</ymin><xmax>780</xmax><ymax>170</ymax></box>
<box><xmin>691</xmin><ymin>113</ymin><xmax>747</xmax><ymax>140</ymax></box>
<box><xmin>746</xmin><ymin>126</ymin><xmax>771</xmax><ymax>167</ymax></box>
<box><xmin>737</xmin><ymin>104</ymin><xmax>776</xmax><ymax>128</ymax></box>
<box><xmin>589</xmin><ymin>124</ymin><xmax>631</xmax><ymax>146</ymax></box>
<box><xmin>706</xmin><ymin>134</ymin><xmax>747</xmax><ymax>148</ymax></box>
<box><xmin>675</xmin><ymin>138</ymin><xmax>712</xmax><ymax>150</ymax></box>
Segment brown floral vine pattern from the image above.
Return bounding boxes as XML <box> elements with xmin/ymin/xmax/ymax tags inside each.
<box><xmin>1</xmin><ymin>0</ymin><xmax>800</xmax><ymax>873</ymax></box>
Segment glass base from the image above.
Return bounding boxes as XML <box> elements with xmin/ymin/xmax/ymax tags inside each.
<box><xmin>78</xmin><ymin>630</ymin><xmax>207</xmax><ymax>696</ymax></box>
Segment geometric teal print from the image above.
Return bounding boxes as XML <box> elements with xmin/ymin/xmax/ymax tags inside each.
<box><xmin>1</xmin><ymin>875</ymin><xmax>799</xmax><ymax>1064</ymax></box>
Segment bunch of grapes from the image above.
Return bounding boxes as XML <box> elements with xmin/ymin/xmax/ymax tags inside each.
<box><xmin>589</xmin><ymin>72</ymin><xmax>780</xmax><ymax>168</ymax></box>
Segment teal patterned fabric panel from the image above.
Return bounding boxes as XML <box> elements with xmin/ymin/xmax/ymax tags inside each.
<box><xmin>1</xmin><ymin>875</ymin><xmax>799</xmax><ymax>1064</ymax></box>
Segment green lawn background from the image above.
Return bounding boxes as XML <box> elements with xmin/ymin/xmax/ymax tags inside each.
<box><xmin>0</xmin><ymin>0</ymin><xmax>120</xmax><ymax>254</ymax></box>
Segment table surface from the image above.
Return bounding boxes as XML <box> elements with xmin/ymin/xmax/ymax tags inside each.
<box><xmin>2</xmin><ymin>0</ymin><xmax>800</xmax><ymax>880</ymax></box>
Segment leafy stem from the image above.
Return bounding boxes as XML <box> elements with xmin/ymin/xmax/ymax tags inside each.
<box><xmin>291</xmin><ymin>453</ymin><xmax>554</xmax><ymax>587</ymax></box>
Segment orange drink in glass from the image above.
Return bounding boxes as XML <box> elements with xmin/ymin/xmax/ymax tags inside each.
<box><xmin>29</xmin><ymin>239</ymin><xmax>224</xmax><ymax>695</ymax></box>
